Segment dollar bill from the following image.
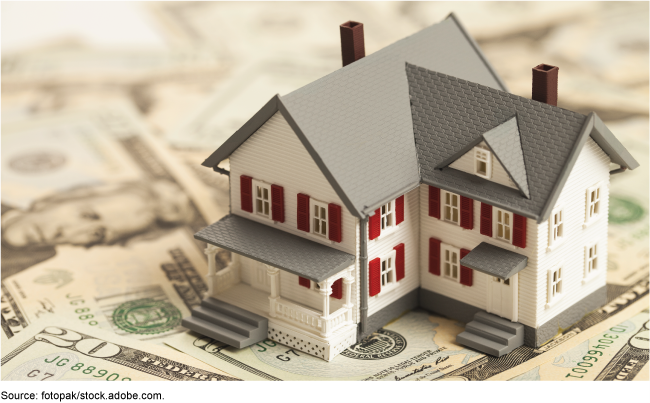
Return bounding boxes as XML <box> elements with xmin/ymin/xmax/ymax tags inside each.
<box><xmin>1</xmin><ymin>104</ymin><xmax>230</xmax><ymax>342</ymax></box>
<box><xmin>508</xmin><ymin>309</ymin><xmax>648</xmax><ymax>381</ymax></box>
<box><xmin>1</xmin><ymin>317</ymin><xmax>240</xmax><ymax>381</ymax></box>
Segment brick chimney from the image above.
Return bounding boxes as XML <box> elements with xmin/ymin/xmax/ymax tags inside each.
<box><xmin>532</xmin><ymin>64</ymin><xmax>559</xmax><ymax>106</ymax></box>
<box><xmin>340</xmin><ymin>21</ymin><xmax>365</xmax><ymax>67</ymax></box>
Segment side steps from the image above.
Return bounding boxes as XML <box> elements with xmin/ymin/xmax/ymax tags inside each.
<box><xmin>456</xmin><ymin>311</ymin><xmax>524</xmax><ymax>357</ymax></box>
<box><xmin>182</xmin><ymin>297</ymin><xmax>268</xmax><ymax>349</ymax></box>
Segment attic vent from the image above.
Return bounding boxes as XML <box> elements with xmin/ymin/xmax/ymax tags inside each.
<box><xmin>532</xmin><ymin>64</ymin><xmax>559</xmax><ymax>106</ymax></box>
<box><xmin>340</xmin><ymin>21</ymin><xmax>365</xmax><ymax>67</ymax></box>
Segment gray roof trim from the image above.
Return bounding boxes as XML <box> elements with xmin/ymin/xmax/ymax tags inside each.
<box><xmin>276</xmin><ymin>97</ymin><xmax>361</xmax><ymax>218</ymax></box>
<box><xmin>538</xmin><ymin>113</ymin><xmax>595</xmax><ymax>222</ymax></box>
<box><xmin>591</xmin><ymin>114</ymin><xmax>640</xmax><ymax>170</ymax></box>
<box><xmin>361</xmin><ymin>181</ymin><xmax>421</xmax><ymax>218</ymax></box>
<box><xmin>202</xmin><ymin>95</ymin><xmax>279</xmax><ymax>168</ymax></box>
<box><xmin>446</xmin><ymin>13</ymin><xmax>509</xmax><ymax>93</ymax></box>
<box><xmin>482</xmin><ymin>115</ymin><xmax>531</xmax><ymax>199</ymax></box>
<box><xmin>460</xmin><ymin>242</ymin><xmax>528</xmax><ymax>280</ymax></box>
<box><xmin>195</xmin><ymin>214</ymin><xmax>355</xmax><ymax>282</ymax></box>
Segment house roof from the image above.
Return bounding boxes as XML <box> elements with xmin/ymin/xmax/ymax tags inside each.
<box><xmin>459</xmin><ymin>242</ymin><xmax>528</xmax><ymax>280</ymax></box>
<box><xmin>203</xmin><ymin>14</ymin><xmax>639</xmax><ymax>223</ymax></box>
<box><xmin>195</xmin><ymin>214</ymin><xmax>355</xmax><ymax>282</ymax></box>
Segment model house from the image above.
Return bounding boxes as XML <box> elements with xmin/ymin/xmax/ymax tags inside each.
<box><xmin>182</xmin><ymin>15</ymin><xmax>639</xmax><ymax>361</ymax></box>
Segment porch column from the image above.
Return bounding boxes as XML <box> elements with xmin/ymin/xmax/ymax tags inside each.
<box><xmin>343</xmin><ymin>270</ymin><xmax>355</xmax><ymax>322</ymax></box>
<box><xmin>265</xmin><ymin>265</ymin><xmax>280</xmax><ymax>318</ymax></box>
<box><xmin>318</xmin><ymin>280</ymin><xmax>333</xmax><ymax>337</ymax></box>
<box><xmin>204</xmin><ymin>244</ymin><xmax>219</xmax><ymax>297</ymax></box>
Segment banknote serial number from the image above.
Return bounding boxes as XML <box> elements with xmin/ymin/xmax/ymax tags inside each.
<box><xmin>66</xmin><ymin>293</ymin><xmax>98</xmax><ymax>326</ymax></box>
<box><xmin>41</xmin><ymin>355</ymin><xmax>131</xmax><ymax>381</ymax></box>
<box><xmin>565</xmin><ymin>324</ymin><xmax>627</xmax><ymax>379</ymax></box>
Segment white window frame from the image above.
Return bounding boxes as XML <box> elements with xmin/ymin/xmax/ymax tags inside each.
<box><xmin>494</xmin><ymin>208</ymin><xmax>513</xmax><ymax>244</ymax></box>
<box><xmin>310</xmin><ymin>198</ymin><xmax>328</xmax><ymax>238</ymax></box>
<box><xmin>380</xmin><ymin>249</ymin><xmax>398</xmax><ymax>290</ymax></box>
<box><xmin>583</xmin><ymin>242</ymin><xmax>599</xmax><ymax>283</ymax></box>
<box><xmin>584</xmin><ymin>182</ymin><xmax>603</xmax><ymax>227</ymax></box>
<box><xmin>442</xmin><ymin>190</ymin><xmax>460</xmax><ymax>226</ymax></box>
<box><xmin>547</xmin><ymin>205</ymin><xmax>565</xmax><ymax>251</ymax></box>
<box><xmin>380</xmin><ymin>201</ymin><xmax>395</xmax><ymax>232</ymax></box>
<box><xmin>252</xmin><ymin>179</ymin><xmax>272</xmax><ymax>220</ymax></box>
<box><xmin>441</xmin><ymin>243</ymin><xmax>461</xmax><ymax>283</ymax></box>
<box><xmin>474</xmin><ymin>147</ymin><xmax>492</xmax><ymax>179</ymax></box>
<box><xmin>546</xmin><ymin>264</ymin><xmax>564</xmax><ymax>308</ymax></box>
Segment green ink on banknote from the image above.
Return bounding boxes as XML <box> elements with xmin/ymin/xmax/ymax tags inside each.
<box><xmin>609</xmin><ymin>196</ymin><xmax>645</xmax><ymax>224</ymax></box>
<box><xmin>112</xmin><ymin>298</ymin><xmax>181</xmax><ymax>335</ymax></box>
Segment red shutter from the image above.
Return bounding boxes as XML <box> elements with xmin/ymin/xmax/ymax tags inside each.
<box><xmin>331</xmin><ymin>278</ymin><xmax>343</xmax><ymax>299</ymax></box>
<box><xmin>368</xmin><ymin>208</ymin><xmax>381</xmax><ymax>240</ymax></box>
<box><xmin>460</xmin><ymin>248</ymin><xmax>473</xmax><ymax>286</ymax></box>
<box><xmin>328</xmin><ymin>203</ymin><xmax>342</xmax><ymax>243</ymax></box>
<box><xmin>240</xmin><ymin>175</ymin><xmax>253</xmax><ymax>213</ymax></box>
<box><xmin>298</xmin><ymin>276</ymin><xmax>310</xmax><ymax>288</ymax></box>
<box><xmin>429</xmin><ymin>238</ymin><xmax>441</xmax><ymax>275</ymax></box>
<box><xmin>394</xmin><ymin>243</ymin><xmax>405</xmax><ymax>281</ymax></box>
<box><xmin>271</xmin><ymin>185</ymin><xmax>285</xmax><ymax>222</ymax></box>
<box><xmin>297</xmin><ymin>193</ymin><xmax>310</xmax><ymax>232</ymax></box>
<box><xmin>513</xmin><ymin>214</ymin><xmax>527</xmax><ymax>248</ymax></box>
<box><xmin>369</xmin><ymin>257</ymin><xmax>381</xmax><ymax>296</ymax></box>
<box><xmin>480</xmin><ymin>203</ymin><xmax>493</xmax><ymax>236</ymax></box>
<box><xmin>460</xmin><ymin>196</ymin><xmax>474</xmax><ymax>230</ymax></box>
<box><xmin>395</xmin><ymin>195</ymin><xmax>405</xmax><ymax>225</ymax></box>
<box><xmin>429</xmin><ymin>186</ymin><xmax>441</xmax><ymax>218</ymax></box>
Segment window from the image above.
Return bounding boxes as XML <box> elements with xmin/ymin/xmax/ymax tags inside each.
<box><xmin>443</xmin><ymin>191</ymin><xmax>460</xmax><ymax>225</ymax></box>
<box><xmin>441</xmin><ymin>244</ymin><xmax>460</xmax><ymax>282</ymax></box>
<box><xmin>548</xmin><ymin>206</ymin><xmax>564</xmax><ymax>248</ymax></box>
<box><xmin>585</xmin><ymin>183</ymin><xmax>602</xmax><ymax>224</ymax></box>
<box><xmin>474</xmin><ymin>147</ymin><xmax>492</xmax><ymax>179</ymax></box>
<box><xmin>252</xmin><ymin>179</ymin><xmax>271</xmax><ymax>219</ymax></box>
<box><xmin>495</xmin><ymin>208</ymin><xmax>512</xmax><ymax>243</ymax></box>
<box><xmin>380</xmin><ymin>201</ymin><xmax>395</xmax><ymax>231</ymax></box>
<box><xmin>585</xmin><ymin>243</ymin><xmax>598</xmax><ymax>279</ymax></box>
<box><xmin>310</xmin><ymin>198</ymin><xmax>328</xmax><ymax>237</ymax></box>
<box><xmin>381</xmin><ymin>250</ymin><xmax>397</xmax><ymax>288</ymax></box>
<box><xmin>547</xmin><ymin>266</ymin><xmax>563</xmax><ymax>306</ymax></box>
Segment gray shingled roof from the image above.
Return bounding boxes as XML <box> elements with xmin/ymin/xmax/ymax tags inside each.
<box><xmin>203</xmin><ymin>14</ymin><xmax>507</xmax><ymax>218</ymax></box>
<box><xmin>482</xmin><ymin>116</ymin><xmax>530</xmax><ymax>198</ymax></box>
<box><xmin>460</xmin><ymin>242</ymin><xmax>528</xmax><ymax>280</ymax></box>
<box><xmin>195</xmin><ymin>214</ymin><xmax>355</xmax><ymax>282</ymax></box>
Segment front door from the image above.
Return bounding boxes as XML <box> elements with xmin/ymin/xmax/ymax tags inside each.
<box><xmin>487</xmin><ymin>273</ymin><xmax>518</xmax><ymax>321</ymax></box>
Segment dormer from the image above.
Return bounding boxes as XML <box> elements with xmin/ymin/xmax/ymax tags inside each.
<box><xmin>444</xmin><ymin>116</ymin><xmax>531</xmax><ymax>198</ymax></box>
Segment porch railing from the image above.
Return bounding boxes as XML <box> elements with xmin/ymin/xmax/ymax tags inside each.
<box><xmin>270</xmin><ymin>297</ymin><xmax>352</xmax><ymax>337</ymax></box>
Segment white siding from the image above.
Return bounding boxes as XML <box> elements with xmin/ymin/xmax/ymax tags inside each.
<box><xmin>419</xmin><ymin>183</ymin><xmax>538</xmax><ymax>328</ymax></box>
<box><xmin>449</xmin><ymin>141</ymin><xmax>519</xmax><ymax>191</ymax></box>
<box><xmin>229</xmin><ymin>112</ymin><xmax>356</xmax><ymax>255</ymax></box>
<box><xmin>367</xmin><ymin>187</ymin><xmax>420</xmax><ymax>316</ymax></box>
<box><xmin>533</xmin><ymin>138</ymin><xmax>610</xmax><ymax>327</ymax></box>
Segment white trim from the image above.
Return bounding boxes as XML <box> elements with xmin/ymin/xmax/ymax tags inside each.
<box><xmin>583</xmin><ymin>242</ymin><xmax>599</xmax><ymax>284</ymax></box>
<box><xmin>547</xmin><ymin>205</ymin><xmax>565</xmax><ymax>251</ymax></box>
<box><xmin>441</xmin><ymin>243</ymin><xmax>461</xmax><ymax>283</ymax></box>
<box><xmin>310</xmin><ymin>198</ymin><xmax>328</xmax><ymax>238</ymax></box>
<box><xmin>546</xmin><ymin>264</ymin><xmax>564</xmax><ymax>308</ymax></box>
<box><xmin>584</xmin><ymin>182</ymin><xmax>603</xmax><ymax>228</ymax></box>
<box><xmin>442</xmin><ymin>190</ymin><xmax>460</xmax><ymax>226</ymax></box>
<box><xmin>252</xmin><ymin>179</ymin><xmax>272</xmax><ymax>221</ymax></box>
<box><xmin>474</xmin><ymin>147</ymin><xmax>492</xmax><ymax>179</ymax></box>
<box><xmin>380</xmin><ymin>249</ymin><xmax>398</xmax><ymax>292</ymax></box>
<box><xmin>494</xmin><ymin>207</ymin><xmax>513</xmax><ymax>244</ymax></box>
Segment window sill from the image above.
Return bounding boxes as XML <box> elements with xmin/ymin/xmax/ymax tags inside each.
<box><xmin>582</xmin><ymin>272</ymin><xmax>600</xmax><ymax>285</ymax></box>
<box><xmin>546</xmin><ymin>239</ymin><xmax>565</xmax><ymax>253</ymax></box>
<box><xmin>372</xmin><ymin>223</ymin><xmax>402</xmax><ymax>241</ymax></box>
<box><xmin>372</xmin><ymin>282</ymin><xmax>399</xmax><ymax>297</ymax></box>
<box><xmin>545</xmin><ymin>295</ymin><xmax>564</xmax><ymax>310</ymax></box>
<box><xmin>583</xmin><ymin>216</ymin><xmax>602</xmax><ymax>229</ymax></box>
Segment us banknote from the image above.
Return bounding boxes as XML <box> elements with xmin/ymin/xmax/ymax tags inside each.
<box><xmin>1</xmin><ymin>317</ymin><xmax>240</xmax><ymax>381</ymax></box>
<box><xmin>1</xmin><ymin>104</ymin><xmax>230</xmax><ymax>343</ymax></box>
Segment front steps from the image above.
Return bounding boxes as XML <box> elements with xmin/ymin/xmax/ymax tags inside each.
<box><xmin>456</xmin><ymin>311</ymin><xmax>524</xmax><ymax>357</ymax></box>
<box><xmin>182</xmin><ymin>297</ymin><xmax>268</xmax><ymax>349</ymax></box>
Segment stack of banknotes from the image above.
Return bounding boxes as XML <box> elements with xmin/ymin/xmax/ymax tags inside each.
<box><xmin>2</xmin><ymin>1</ymin><xmax>648</xmax><ymax>381</ymax></box>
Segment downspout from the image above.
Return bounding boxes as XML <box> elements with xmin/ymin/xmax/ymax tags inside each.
<box><xmin>609</xmin><ymin>165</ymin><xmax>627</xmax><ymax>175</ymax></box>
<box><xmin>358</xmin><ymin>217</ymin><xmax>368</xmax><ymax>338</ymax></box>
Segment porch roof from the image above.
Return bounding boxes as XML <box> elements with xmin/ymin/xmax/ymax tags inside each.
<box><xmin>460</xmin><ymin>242</ymin><xmax>528</xmax><ymax>280</ymax></box>
<box><xmin>195</xmin><ymin>214</ymin><xmax>355</xmax><ymax>282</ymax></box>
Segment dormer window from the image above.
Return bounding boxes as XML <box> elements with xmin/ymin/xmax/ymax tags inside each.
<box><xmin>474</xmin><ymin>147</ymin><xmax>492</xmax><ymax>179</ymax></box>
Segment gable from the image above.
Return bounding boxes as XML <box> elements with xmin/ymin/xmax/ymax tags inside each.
<box><xmin>448</xmin><ymin>141</ymin><xmax>520</xmax><ymax>192</ymax></box>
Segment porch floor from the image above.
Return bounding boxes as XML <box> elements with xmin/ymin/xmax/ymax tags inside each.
<box><xmin>214</xmin><ymin>283</ymin><xmax>271</xmax><ymax>317</ymax></box>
